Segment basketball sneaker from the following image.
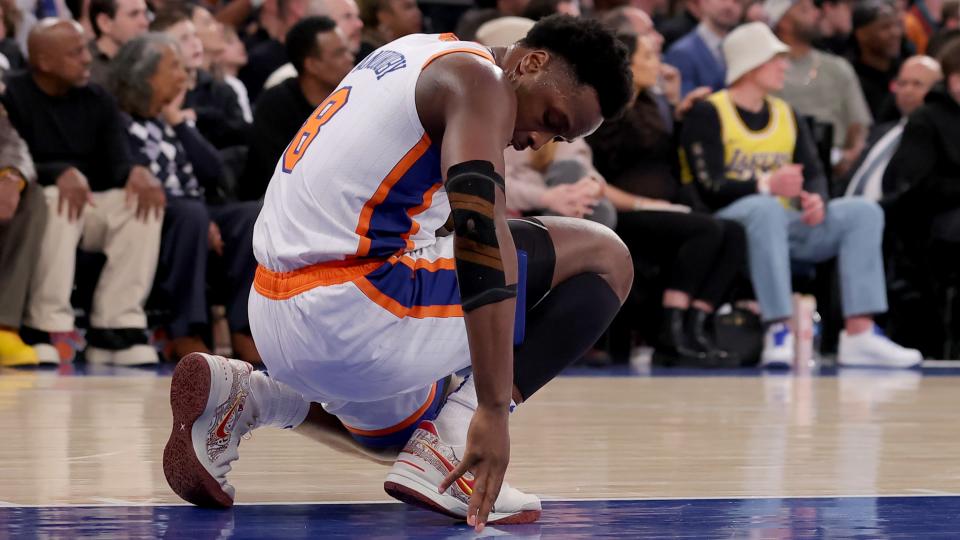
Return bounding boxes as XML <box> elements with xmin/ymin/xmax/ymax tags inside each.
<box><xmin>760</xmin><ymin>322</ymin><xmax>793</xmax><ymax>369</ymax></box>
<box><xmin>384</xmin><ymin>421</ymin><xmax>541</xmax><ymax>525</ymax></box>
<box><xmin>163</xmin><ymin>352</ymin><xmax>258</xmax><ymax>508</ymax></box>
<box><xmin>838</xmin><ymin>325</ymin><xmax>923</xmax><ymax>368</ymax></box>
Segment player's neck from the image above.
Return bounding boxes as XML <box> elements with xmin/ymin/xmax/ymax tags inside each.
<box><xmin>300</xmin><ymin>76</ymin><xmax>336</xmax><ymax>107</ymax></box>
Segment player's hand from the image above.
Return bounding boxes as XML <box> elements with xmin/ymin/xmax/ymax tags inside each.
<box><xmin>541</xmin><ymin>183</ymin><xmax>599</xmax><ymax>218</ymax></box>
<box><xmin>125</xmin><ymin>165</ymin><xmax>166</xmax><ymax>222</ymax></box>
<box><xmin>800</xmin><ymin>191</ymin><xmax>825</xmax><ymax>226</ymax></box>
<box><xmin>0</xmin><ymin>170</ymin><xmax>22</xmax><ymax>222</ymax></box>
<box><xmin>439</xmin><ymin>404</ymin><xmax>510</xmax><ymax>532</ymax></box>
<box><xmin>55</xmin><ymin>167</ymin><xmax>93</xmax><ymax>222</ymax></box>
<box><xmin>208</xmin><ymin>221</ymin><xmax>224</xmax><ymax>256</ymax></box>
<box><xmin>768</xmin><ymin>164</ymin><xmax>804</xmax><ymax>198</ymax></box>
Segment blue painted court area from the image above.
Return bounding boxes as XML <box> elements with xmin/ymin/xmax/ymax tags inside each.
<box><xmin>3</xmin><ymin>496</ymin><xmax>959</xmax><ymax>539</ymax></box>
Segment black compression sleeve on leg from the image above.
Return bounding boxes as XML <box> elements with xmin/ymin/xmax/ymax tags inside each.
<box><xmin>513</xmin><ymin>272</ymin><xmax>621</xmax><ymax>400</ymax></box>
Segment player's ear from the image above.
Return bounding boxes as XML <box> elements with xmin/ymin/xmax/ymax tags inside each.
<box><xmin>517</xmin><ymin>50</ymin><xmax>549</xmax><ymax>75</ymax></box>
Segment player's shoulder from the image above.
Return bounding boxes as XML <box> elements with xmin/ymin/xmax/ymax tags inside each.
<box><xmin>420</xmin><ymin>50</ymin><xmax>512</xmax><ymax>105</ymax></box>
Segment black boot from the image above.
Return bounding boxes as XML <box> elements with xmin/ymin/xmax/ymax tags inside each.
<box><xmin>688</xmin><ymin>309</ymin><xmax>742</xmax><ymax>368</ymax></box>
<box><xmin>655</xmin><ymin>308</ymin><xmax>706</xmax><ymax>366</ymax></box>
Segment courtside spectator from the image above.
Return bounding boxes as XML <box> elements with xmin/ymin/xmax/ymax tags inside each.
<box><xmin>851</xmin><ymin>0</ymin><xmax>905</xmax><ymax>120</ymax></box>
<box><xmin>664</xmin><ymin>0</ymin><xmax>743</xmax><ymax>96</ymax></box>
<box><xmin>242</xmin><ymin>16</ymin><xmax>353</xmax><ymax>200</ymax></box>
<box><xmin>0</xmin><ymin>0</ymin><xmax>26</xmax><ymax>72</ymax></box>
<box><xmin>589</xmin><ymin>32</ymin><xmax>745</xmax><ymax>366</ymax></box>
<box><xmin>357</xmin><ymin>0</ymin><xmax>422</xmax><ymax>60</ymax></box>
<box><xmin>456</xmin><ymin>0</ymin><xmax>531</xmax><ymax>41</ymax></box>
<box><xmin>88</xmin><ymin>0</ymin><xmax>149</xmax><ymax>84</ymax></box>
<box><xmin>0</xmin><ymin>101</ymin><xmax>46</xmax><ymax>367</ymax></box>
<box><xmin>814</xmin><ymin>0</ymin><xmax>854</xmax><ymax>56</ymax></box>
<box><xmin>659</xmin><ymin>0</ymin><xmax>701</xmax><ymax>49</ymax></box>
<box><xmin>262</xmin><ymin>0</ymin><xmax>363</xmax><ymax>90</ymax></box>
<box><xmin>237</xmin><ymin>0</ymin><xmax>307</xmax><ymax>100</ymax></box>
<box><xmin>771</xmin><ymin>0</ymin><xmax>872</xmax><ymax>178</ymax></box>
<box><xmin>109</xmin><ymin>33</ymin><xmax>262</xmax><ymax>363</ymax></box>
<box><xmin>680</xmin><ymin>22</ymin><xmax>921</xmax><ymax>368</ymax></box>
<box><xmin>153</xmin><ymin>6</ymin><xmax>248</xmax><ymax>149</ymax></box>
<box><xmin>3</xmin><ymin>19</ymin><xmax>164</xmax><ymax>366</ymax></box>
<box><xmin>218</xmin><ymin>26</ymin><xmax>253</xmax><ymax>123</ymax></box>
<box><xmin>845</xmin><ymin>55</ymin><xmax>940</xmax><ymax>200</ymax></box>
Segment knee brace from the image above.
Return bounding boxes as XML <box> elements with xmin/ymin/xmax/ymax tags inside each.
<box><xmin>445</xmin><ymin>160</ymin><xmax>516</xmax><ymax>312</ymax></box>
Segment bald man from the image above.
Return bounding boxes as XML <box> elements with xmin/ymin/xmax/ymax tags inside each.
<box><xmin>1</xmin><ymin>19</ymin><xmax>165</xmax><ymax>366</ymax></box>
<box><xmin>844</xmin><ymin>56</ymin><xmax>942</xmax><ymax>200</ymax></box>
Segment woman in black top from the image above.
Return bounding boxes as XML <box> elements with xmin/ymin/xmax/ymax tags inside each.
<box><xmin>587</xmin><ymin>32</ymin><xmax>747</xmax><ymax>366</ymax></box>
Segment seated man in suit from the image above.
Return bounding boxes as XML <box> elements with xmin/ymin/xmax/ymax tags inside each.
<box><xmin>844</xmin><ymin>56</ymin><xmax>941</xmax><ymax>200</ymax></box>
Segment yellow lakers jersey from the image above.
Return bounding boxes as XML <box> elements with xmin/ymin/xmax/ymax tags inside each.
<box><xmin>707</xmin><ymin>90</ymin><xmax>796</xmax><ymax>183</ymax></box>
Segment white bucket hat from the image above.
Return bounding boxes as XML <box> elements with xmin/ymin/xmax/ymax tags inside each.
<box><xmin>722</xmin><ymin>22</ymin><xmax>790</xmax><ymax>86</ymax></box>
<box><xmin>476</xmin><ymin>17</ymin><xmax>536</xmax><ymax>47</ymax></box>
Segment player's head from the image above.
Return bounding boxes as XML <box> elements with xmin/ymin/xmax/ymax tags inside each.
<box><xmin>27</xmin><ymin>19</ymin><xmax>92</xmax><ymax>88</ymax></box>
<box><xmin>508</xmin><ymin>15</ymin><xmax>632</xmax><ymax>151</ymax></box>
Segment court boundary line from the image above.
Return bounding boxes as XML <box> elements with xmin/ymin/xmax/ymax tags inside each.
<box><xmin>3</xmin><ymin>492</ymin><xmax>960</xmax><ymax>508</ymax></box>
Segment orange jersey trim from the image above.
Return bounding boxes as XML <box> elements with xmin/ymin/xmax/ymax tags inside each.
<box><xmin>354</xmin><ymin>134</ymin><xmax>433</xmax><ymax>257</ymax></box>
<box><xmin>393</xmin><ymin>254</ymin><xmax>457</xmax><ymax>272</ymax></box>
<box><xmin>342</xmin><ymin>382</ymin><xmax>438</xmax><ymax>437</ymax></box>
<box><xmin>253</xmin><ymin>260</ymin><xmax>385</xmax><ymax>301</ymax></box>
<box><xmin>354</xmin><ymin>277</ymin><xmax>464</xmax><ymax>319</ymax></box>
<box><xmin>422</xmin><ymin>47</ymin><xmax>495</xmax><ymax>70</ymax></box>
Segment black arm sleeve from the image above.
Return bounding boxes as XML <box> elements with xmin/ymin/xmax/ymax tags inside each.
<box><xmin>679</xmin><ymin>101</ymin><xmax>758</xmax><ymax>211</ymax></box>
<box><xmin>792</xmin><ymin>111</ymin><xmax>829</xmax><ymax>201</ymax></box>
<box><xmin>173</xmin><ymin>122</ymin><xmax>225</xmax><ymax>190</ymax></box>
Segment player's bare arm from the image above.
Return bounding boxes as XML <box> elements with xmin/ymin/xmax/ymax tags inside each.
<box><xmin>415</xmin><ymin>53</ymin><xmax>518</xmax><ymax>531</ymax></box>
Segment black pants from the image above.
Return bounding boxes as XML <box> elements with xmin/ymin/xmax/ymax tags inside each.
<box><xmin>154</xmin><ymin>197</ymin><xmax>261</xmax><ymax>338</ymax></box>
<box><xmin>615</xmin><ymin>210</ymin><xmax>746</xmax><ymax>306</ymax></box>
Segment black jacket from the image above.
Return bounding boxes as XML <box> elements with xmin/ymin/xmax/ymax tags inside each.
<box><xmin>185</xmin><ymin>70</ymin><xmax>249</xmax><ymax>150</ymax></box>
<box><xmin>883</xmin><ymin>84</ymin><xmax>960</xmax><ymax>218</ymax></box>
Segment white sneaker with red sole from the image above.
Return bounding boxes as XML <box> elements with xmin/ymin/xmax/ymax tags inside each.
<box><xmin>384</xmin><ymin>421</ymin><xmax>541</xmax><ymax>524</ymax></box>
<box><xmin>163</xmin><ymin>352</ymin><xmax>258</xmax><ymax>507</ymax></box>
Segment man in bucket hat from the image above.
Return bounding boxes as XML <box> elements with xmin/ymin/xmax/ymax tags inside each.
<box><xmin>680</xmin><ymin>22</ymin><xmax>922</xmax><ymax>369</ymax></box>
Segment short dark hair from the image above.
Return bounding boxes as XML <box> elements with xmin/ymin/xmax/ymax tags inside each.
<box><xmin>286</xmin><ymin>16</ymin><xmax>338</xmax><ymax>75</ymax></box>
<box><xmin>89</xmin><ymin>0</ymin><xmax>118</xmax><ymax>38</ymax></box>
<box><xmin>519</xmin><ymin>15</ymin><xmax>633</xmax><ymax>119</ymax></box>
<box><xmin>938</xmin><ymin>37</ymin><xmax>960</xmax><ymax>79</ymax></box>
<box><xmin>149</xmin><ymin>4</ymin><xmax>192</xmax><ymax>32</ymax></box>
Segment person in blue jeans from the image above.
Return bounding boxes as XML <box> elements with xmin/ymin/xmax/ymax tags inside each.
<box><xmin>680</xmin><ymin>22</ymin><xmax>921</xmax><ymax>368</ymax></box>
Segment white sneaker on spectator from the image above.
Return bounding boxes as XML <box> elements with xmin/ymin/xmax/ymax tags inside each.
<box><xmin>760</xmin><ymin>322</ymin><xmax>793</xmax><ymax>369</ymax></box>
<box><xmin>838</xmin><ymin>325</ymin><xmax>922</xmax><ymax>368</ymax></box>
<box><xmin>33</xmin><ymin>343</ymin><xmax>60</xmax><ymax>365</ymax></box>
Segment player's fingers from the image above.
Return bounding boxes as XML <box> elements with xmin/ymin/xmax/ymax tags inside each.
<box><xmin>439</xmin><ymin>457</ymin><xmax>473</xmax><ymax>494</ymax></box>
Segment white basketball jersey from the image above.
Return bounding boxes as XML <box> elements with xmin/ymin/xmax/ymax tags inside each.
<box><xmin>253</xmin><ymin>33</ymin><xmax>496</xmax><ymax>272</ymax></box>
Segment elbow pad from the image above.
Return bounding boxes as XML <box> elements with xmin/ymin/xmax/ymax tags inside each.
<box><xmin>445</xmin><ymin>160</ymin><xmax>516</xmax><ymax>312</ymax></box>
